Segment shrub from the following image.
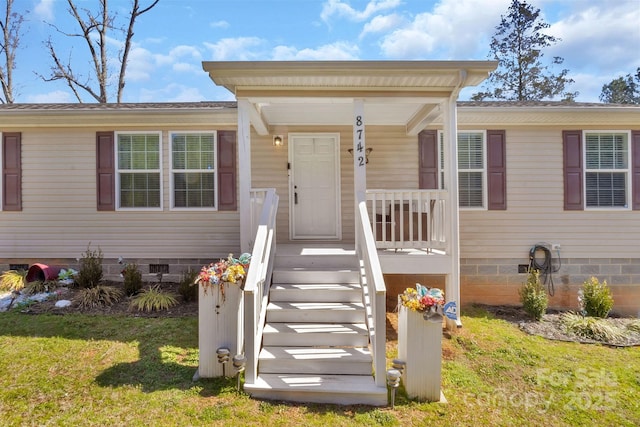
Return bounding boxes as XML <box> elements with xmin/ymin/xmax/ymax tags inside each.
<box><xmin>75</xmin><ymin>244</ymin><xmax>104</xmax><ymax>289</ymax></box>
<box><xmin>75</xmin><ymin>285</ymin><xmax>124</xmax><ymax>309</ymax></box>
<box><xmin>0</xmin><ymin>270</ymin><xmax>27</xmax><ymax>291</ymax></box>
<box><xmin>560</xmin><ymin>312</ymin><xmax>624</xmax><ymax>342</ymax></box>
<box><xmin>178</xmin><ymin>269</ymin><xmax>198</xmax><ymax>302</ymax></box>
<box><xmin>580</xmin><ymin>276</ymin><xmax>614</xmax><ymax>318</ymax></box>
<box><xmin>519</xmin><ymin>269</ymin><xmax>548</xmax><ymax>321</ymax></box>
<box><xmin>122</xmin><ymin>263</ymin><xmax>143</xmax><ymax>296</ymax></box>
<box><xmin>130</xmin><ymin>285</ymin><xmax>178</xmax><ymax>312</ymax></box>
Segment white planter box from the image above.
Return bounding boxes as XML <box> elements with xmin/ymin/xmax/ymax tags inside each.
<box><xmin>397</xmin><ymin>305</ymin><xmax>442</xmax><ymax>401</ymax></box>
<box><xmin>197</xmin><ymin>283</ymin><xmax>241</xmax><ymax>378</ymax></box>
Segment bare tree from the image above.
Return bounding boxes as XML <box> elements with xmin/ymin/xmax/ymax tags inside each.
<box><xmin>42</xmin><ymin>0</ymin><xmax>159</xmax><ymax>103</ymax></box>
<box><xmin>0</xmin><ymin>0</ymin><xmax>26</xmax><ymax>104</ymax></box>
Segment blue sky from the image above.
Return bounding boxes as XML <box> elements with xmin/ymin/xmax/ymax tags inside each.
<box><xmin>13</xmin><ymin>0</ymin><xmax>640</xmax><ymax>103</ymax></box>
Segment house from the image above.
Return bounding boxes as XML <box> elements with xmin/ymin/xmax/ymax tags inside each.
<box><xmin>1</xmin><ymin>61</ymin><xmax>639</xmax><ymax>404</ymax></box>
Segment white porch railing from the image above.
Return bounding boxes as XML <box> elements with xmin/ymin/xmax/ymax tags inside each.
<box><xmin>242</xmin><ymin>188</ymin><xmax>279</xmax><ymax>385</ymax></box>
<box><xmin>356</xmin><ymin>192</ymin><xmax>387</xmax><ymax>388</ymax></box>
<box><xmin>366</xmin><ymin>189</ymin><xmax>448</xmax><ymax>252</ymax></box>
<box><xmin>249</xmin><ymin>188</ymin><xmax>272</xmax><ymax>247</ymax></box>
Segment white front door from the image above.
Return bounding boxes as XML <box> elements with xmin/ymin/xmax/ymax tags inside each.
<box><xmin>290</xmin><ymin>133</ymin><xmax>341</xmax><ymax>239</ymax></box>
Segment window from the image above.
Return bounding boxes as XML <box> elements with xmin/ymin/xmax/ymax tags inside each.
<box><xmin>432</xmin><ymin>130</ymin><xmax>506</xmax><ymax>210</ymax></box>
<box><xmin>457</xmin><ymin>132</ymin><xmax>485</xmax><ymax>208</ymax></box>
<box><xmin>584</xmin><ymin>132</ymin><xmax>629</xmax><ymax>208</ymax></box>
<box><xmin>116</xmin><ymin>132</ymin><xmax>161</xmax><ymax>209</ymax></box>
<box><xmin>170</xmin><ymin>132</ymin><xmax>216</xmax><ymax>209</ymax></box>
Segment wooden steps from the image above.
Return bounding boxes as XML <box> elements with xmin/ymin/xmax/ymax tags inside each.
<box><xmin>244</xmin><ymin>249</ymin><xmax>387</xmax><ymax>406</ymax></box>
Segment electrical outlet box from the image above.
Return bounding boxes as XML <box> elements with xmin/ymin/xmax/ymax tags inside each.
<box><xmin>518</xmin><ymin>264</ymin><xmax>529</xmax><ymax>273</ymax></box>
<box><xmin>551</xmin><ymin>244</ymin><xmax>561</xmax><ymax>251</ymax></box>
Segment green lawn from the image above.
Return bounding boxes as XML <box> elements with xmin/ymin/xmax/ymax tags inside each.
<box><xmin>0</xmin><ymin>308</ymin><xmax>638</xmax><ymax>426</ymax></box>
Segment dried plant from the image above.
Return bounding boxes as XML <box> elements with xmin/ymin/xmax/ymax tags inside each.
<box><xmin>130</xmin><ymin>285</ymin><xmax>177</xmax><ymax>312</ymax></box>
<box><xmin>0</xmin><ymin>270</ymin><xmax>27</xmax><ymax>291</ymax></box>
<box><xmin>75</xmin><ymin>286</ymin><xmax>123</xmax><ymax>309</ymax></box>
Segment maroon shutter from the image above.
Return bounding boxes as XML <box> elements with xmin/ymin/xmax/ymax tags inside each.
<box><xmin>217</xmin><ymin>130</ymin><xmax>237</xmax><ymax>211</ymax></box>
<box><xmin>418</xmin><ymin>130</ymin><xmax>438</xmax><ymax>189</ymax></box>
<box><xmin>633</xmin><ymin>131</ymin><xmax>640</xmax><ymax>210</ymax></box>
<box><xmin>2</xmin><ymin>132</ymin><xmax>22</xmax><ymax>211</ymax></box>
<box><xmin>96</xmin><ymin>132</ymin><xmax>115</xmax><ymax>211</ymax></box>
<box><xmin>563</xmin><ymin>130</ymin><xmax>583</xmax><ymax>210</ymax></box>
<box><xmin>486</xmin><ymin>130</ymin><xmax>507</xmax><ymax>210</ymax></box>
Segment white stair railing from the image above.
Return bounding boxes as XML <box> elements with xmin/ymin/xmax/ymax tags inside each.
<box><xmin>366</xmin><ymin>189</ymin><xmax>448</xmax><ymax>252</ymax></box>
<box><xmin>249</xmin><ymin>188</ymin><xmax>271</xmax><ymax>247</ymax></box>
<box><xmin>243</xmin><ymin>188</ymin><xmax>279</xmax><ymax>385</ymax></box>
<box><xmin>356</xmin><ymin>191</ymin><xmax>387</xmax><ymax>388</ymax></box>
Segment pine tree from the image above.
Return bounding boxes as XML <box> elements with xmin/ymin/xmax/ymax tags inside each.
<box><xmin>600</xmin><ymin>68</ymin><xmax>640</xmax><ymax>104</ymax></box>
<box><xmin>472</xmin><ymin>0</ymin><xmax>576</xmax><ymax>101</ymax></box>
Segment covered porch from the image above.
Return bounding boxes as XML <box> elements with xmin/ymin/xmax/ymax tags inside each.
<box><xmin>204</xmin><ymin>60</ymin><xmax>497</xmax><ymax>307</ymax></box>
<box><xmin>201</xmin><ymin>60</ymin><xmax>496</xmax><ymax>404</ymax></box>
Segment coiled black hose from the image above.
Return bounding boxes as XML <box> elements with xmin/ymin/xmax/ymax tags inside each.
<box><xmin>528</xmin><ymin>243</ymin><xmax>561</xmax><ymax>296</ymax></box>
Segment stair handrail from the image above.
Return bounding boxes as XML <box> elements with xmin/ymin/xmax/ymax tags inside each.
<box><xmin>243</xmin><ymin>188</ymin><xmax>279</xmax><ymax>385</ymax></box>
<box><xmin>355</xmin><ymin>191</ymin><xmax>387</xmax><ymax>388</ymax></box>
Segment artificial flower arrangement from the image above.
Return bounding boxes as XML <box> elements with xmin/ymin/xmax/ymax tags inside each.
<box><xmin>57</xmin><ymin>268</ymin><xmax>78</xmax><ymax>286</ymax></box>
<box><xmin>399</xmin><ymin>283</ymin><xmax>445</xmax><ymax>320</ymax></box>
<box><xmin>195</xmin><ymin>253</ymin><xmax>251</xmax><ymax>302</ymax></box>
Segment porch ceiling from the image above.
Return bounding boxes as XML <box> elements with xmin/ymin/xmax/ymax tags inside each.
<box><xmin>202</xmin><ymin>60</ymin><xmax>497</xmax><ymax>134</ymax></box>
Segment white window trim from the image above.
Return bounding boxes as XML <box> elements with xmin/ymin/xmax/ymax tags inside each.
<box><xmin>439</xmin><ymin>130</ymin><xmax>488</xmax><ymax>210</ymax></box>
<box><xmin>169</xmin><ymin>131</ymin><xmax>218</xmax><ymax>211</ymax></box>
<box><xmin>582</xmin><ymin>130</ymin><xmax>631</xmax><ymax>211</ymax></box>
<box><xmin>115</xmin><ymin>131</ymin><xmax>163</xmax><ymax>211</ymax></box>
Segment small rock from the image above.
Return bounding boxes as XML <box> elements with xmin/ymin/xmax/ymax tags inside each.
<box><xmin>55</xmin><ymin>300</ymin><xmax>72</xmax><ymax>308</ymax></box>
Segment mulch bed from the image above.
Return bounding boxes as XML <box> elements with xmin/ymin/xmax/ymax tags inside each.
<box><xmin>18</xmin><ymin>281</ymin><xmax>198</xmax><ymax>318</ymax></box>
<box><xmin>477</xmin><ymin>304</ymin><xmax>640</xmax><ymax>347</ymax></box>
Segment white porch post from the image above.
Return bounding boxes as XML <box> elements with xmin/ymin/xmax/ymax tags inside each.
<box><xmin>237</xmin><ymin>99</ymin><xmax>252</xmax><ymax>254</ymax></box>
<box><xmin>442</xmin><ymin>97</ymin><xmax>461</xmax><ymax>329</ymax></box>
<box><xmin>353</xmin><ymin>99</ymin><xmax>366</xmax><ymax>249</ymax></box>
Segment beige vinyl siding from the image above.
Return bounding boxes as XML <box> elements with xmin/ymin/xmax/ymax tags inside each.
<box><xmin>251</xmin><ymin>126</ymin><xmax>419</xmax><ymax>244</ymax></box>
<box><xmin>459</xmin><ymin>127</ymin><xmax>640</xmax><ymax>259</ymax></box>
<box><xmin>1</xmin><ymin>127</ymin><xmax>239</xmax><ymax>260</ymax></box>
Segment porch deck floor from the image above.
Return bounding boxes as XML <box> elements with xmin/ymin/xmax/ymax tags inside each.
<box><xmin>276</xmin><ymin>243</ymin><xmax>449</xmax><ymax>275</ymax></box>
<box><xmin>277</xmin><ymin>243</ymin><xmax>444</xmax><ymax>257</ymax></box>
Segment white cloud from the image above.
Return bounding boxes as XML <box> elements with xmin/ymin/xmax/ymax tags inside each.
<box><xmin>210</xmin><ymin>20</ymin><xmax>230</xmax><ymax>29</ymax></box>
<box><xmin>126</xmin><ymin>47</ymin><xmax>157</xmax><ymax>82</ymax></box>
<box><xmin>136</xmin><ymin>83</ymin><xmax>233</xmax><ymax>103</ymax></box>
<box><xmin>126</xmin><ymin>44</ymin><xmax>203</xmax><ymax>81</ymax></box>
<box><xmin>26</xmin><ymin>90</ymin><xmax>73</xmax><ymax>103</ymax></box>
<box><xmin>271</xmin><ymin>42</ymin><xmax>360</xmax><ymax>60</ymax></box>
<box><xmin>34</xmin><ymin>0</ymin><xmax>55</xmax><ymax>21</ymax></box>
<box><xmin>360</xmin><ymin>13</ymin><xmax>406</xmax><ymax>38</ymax></box>
<box><xmin>172</xmin><ymin>62</ymin><xmax>201</xmax><ymax>73</ymax></box>
<box><xmin>543</xmin><ymin>1</ymin><xmax>640</xmax><ymax>101</ymax></box>
<box><xmin>547</xmin><ymin>2</ymin><xmax>640</xmax><ymax>74</ymax></box>
<box><xmin>168</xmin><ymin>45</ymin><xmax>202</xmax><ymax>60</ymax></box>
<box><xmin>203</xmin><ymin>37</ymin><xmax>264</xmax><ymax>60</ymax></box>
<box><xmin>166</xmin><ymin>86</ymin><xmax>206</xmax><ymax>102</ymax></box>
<box><xmin>377</xmin><ymin>0</ymin><xmax>509</xmax><ymax>59</ymax></box>
<box><xmin>380</xmin><ymin>27</ymin><xmax>438</xmax><ymax>59</ymax></box>
<box><xmin>321</xmin><ymin>0</ymin><xmax>402</xmax><ymax>23</ymax></box>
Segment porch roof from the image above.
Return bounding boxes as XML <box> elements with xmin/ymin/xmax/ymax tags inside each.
<box><xmin>202</xmin><ymin>60</ymin><xmax>497</xmax><ymax>135</ymax></box>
